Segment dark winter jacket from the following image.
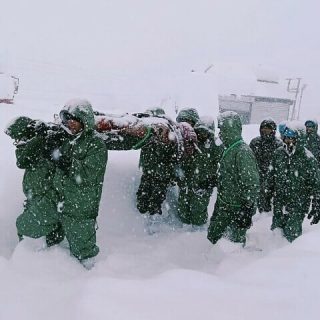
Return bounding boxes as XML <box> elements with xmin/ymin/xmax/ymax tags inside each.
<box><xmin>217</xmin><ymin>112</ymin><xmax>260</xmax><ymax>208</ymax></box>
<box><xmin>190</xmin><ymin>122</ymin><xmax>223</xmax><ymax>190</ymax></box>
<box><xmin>176</xmin><ymin>121</ymin><xmax>223</xmax><ymax>226</ymax></box>
<box><xmin>176</xmin><ymin>108</ymin><xmax>200</xmax><ymax>127</ymax></box>
<box><xmin>305</xmin><ymin>121</ymin><xmax>320</xmax><ymax>163</ymax></box>
<box><xmin>249</xmin><ymin>135</ymin><xmax>282</xmax><ymax>177</ymax></box>
<box><xmin>139</xmin><ymin>138</ymin><xmax>177</xmax><ymax>179</ymax></box>
<box><xmin>6</xmin><ymin>117</ymin><xmax>56</xmax><ymax>199</ymax></box>
<box><xmin>136</xmin><ymin>108</ymin><xmax>177</xmax><ymax>178</ymax></box>
<box><xmin>266</xmin><ymin>143</ymin><xmax>320</xmax><ymax>220</ymax></box>
<box><xmin>16</xmin><ymin>136</ymin><xmax>56</xmax><ymax>199</ymax></box>
<box><xmin>176</xmin><ymin>110</ymin><xmax>206</xmax><ymax>187</ymax></box>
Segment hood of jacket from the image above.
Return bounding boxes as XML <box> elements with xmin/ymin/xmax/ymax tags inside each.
<box><xmin>60</xmin><ymin>99</ymin><xmax>95</xmax><ymax>134</ymax></box>
<box><xmin>176</xmin><ymin>108</ymin><xmax>200</xmax><ymax>127</ymax></box>
<box><xmin>145</xmin><ymin>107</ymin><xmax>165</xmax><ymax>117</ymax></box>
<box><xmin>218</xmin><ymin>111</ymin><xmax>242</xmax><ymax>147</ymax></box>
<box><xmin>260</xmin><ymin>118</ymin><xmax>277</xmax><ymax>140</ymax></box>
<box><xmin>305</xmin><ymin>119</ymin><xmax>318</xmax><ymax>135</ymax></box>
<box><xmin>194</xmin><ymin>121</ymin><xmax>215</xmax><ymax>143</ymax></box>
<box><xmin>284</xmin><ymin>122</ymin><xmax>307</xmax><ymax>150</ymax></box>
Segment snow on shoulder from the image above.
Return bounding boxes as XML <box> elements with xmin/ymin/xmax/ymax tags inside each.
<box><xmin>218</xmin><ymin>110</ymin><xmax>238</xmax><ymax>119</ymax></box>
<box><xmin>218</xmin><ymin>111</ymin><xmax>241</xmax><ymax>128</ymax></box>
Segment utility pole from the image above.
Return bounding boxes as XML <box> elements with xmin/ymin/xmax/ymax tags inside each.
<box><xmin>174</xmin><ymin>101</ymin><xmax>178</xmax><ymax>114</ymax></box>
<box><xmin>297</xmin><ymin>84</ymin><xmax>307</xmax><ymax>120</ymax></box>
<box><xmin>286</xmin><ymin>78</ymin><xmax>301</xmax><ymax>120</ymax></box>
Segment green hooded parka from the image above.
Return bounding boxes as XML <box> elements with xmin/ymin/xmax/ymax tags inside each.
<box><xmin>266</xmin><ymin>125</ymin><xmax>320</xmax><ymax>242</ymax></box>
<box><xmin>305</xmin><ymin>120</ymin><xmax>320</xmax><ymax>163</ymax></box>
<box><xmin>5</xmin><ymin>117</ymin><xmax>63</xmax><ymax>241</ymax></box>
<box><xmin>207</xmin><ymin>111</ymin><xmax>260</xmax><ymax>245</ymax></box>
<box><xmin>249</xmin><ymin>119</ymin><xmax>282</xmax><ymax>212</ymax></box>
<box><xmin>176</xmin><ymin>111</ymin><xmax>222</xmax><ymax>226</ymax></box>
<box><xmin>136</xmin><ymin>108</ymin><xmax>178</xmax><ymax>215</ymax></box>
<box><xmin>52</xmin><ymin>100</ymin><xmax>108</xmax><ymax>260</ymax></box>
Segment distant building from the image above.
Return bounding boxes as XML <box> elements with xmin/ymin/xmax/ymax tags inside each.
<box><xmin>0</xmin><ymin>72</ymin><xmax>19</xmax><ymax>104</ymax></box>
<box><xmin>219</xmin><ymin>94</ymin><xmax>294</xmax><ymax>124</ymax></box>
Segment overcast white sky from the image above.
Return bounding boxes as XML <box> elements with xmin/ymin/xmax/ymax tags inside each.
<box><xmin>1</xmin><ymin>0</ymin><xmax>319</xmax><ymax>117</ymax></box>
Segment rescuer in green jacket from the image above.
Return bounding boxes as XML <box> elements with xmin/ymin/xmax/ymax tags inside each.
<box><xmin>266</xmin><ymin>125</ymin><xmax>320</xmax><ymax>242</ymax></box>
<box><xmin>5</xmin><ymin>116</ymin><xmax>63</xmax><ymax>245</ymax></box>
<box><xmin>176</xmin><ymin>113</ymin><xmax>223</xmax><ymax>226</ymax></box>
<box><xmin>305</xmin><ymin>119</ymin><xmax>320</xmax><ymax>163</ymax></box>
<box><xmin>249</xmin><ymin>119</ymin><xmax>282</xmax><ymax>212</ymax></box>
<box><xmin>207</xmin><ymin>111</ymin><xmax>260</xmax><ymax>245</ymax></box>
<box><xmin>136</xmin><ymin>108</ymin><xmax>177</xmax><ymax>216</ymax></box>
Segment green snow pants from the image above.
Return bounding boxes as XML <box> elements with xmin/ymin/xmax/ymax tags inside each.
<box><xmin>61</xmin><ymin>216</ymin><xmax>99</xmax><ymax>260</ymax></box>
<box><xmin>271</xmin><ymin>208</ymin><xmax>305</xmax><ymax>242</ymax></box>
<box><xmin>207</xmin><ymin>200</ymin><xmax>249</xmax><ymax>245</ymax></box>
<box><xmin>16</xmin><ymin>194</ymin><xmax>61</xmax><ymax>240</ymax></box>
<box><xmin>176</xmin><ymin>186</ymin><xmax>212</xmax><ymax>226</ymax></box>
<box><xmin>16</xmin><ymin>194</ymin><xmax>99</xmax><ymax>260</ymax></box>
<box><xmin>136</xmin><ymin>172</ymin><xmax>172</xmax><ymax>215</ymax></box>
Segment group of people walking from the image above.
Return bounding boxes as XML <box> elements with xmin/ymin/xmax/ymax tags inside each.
<box><xmin>5</xmin><ymin>98</ymin><xmax>320</xmax><ymax>269</ymax></box>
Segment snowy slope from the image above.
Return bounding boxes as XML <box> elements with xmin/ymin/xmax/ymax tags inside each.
<box><xmin>1</xmin><ymin>0</ymin><xmax>320</xmax><ymax>318</ymax></box>
<box><xmin>1</xmin><ymin>95</ymin><xmax>320</xmax><ymax>320</ymax></box>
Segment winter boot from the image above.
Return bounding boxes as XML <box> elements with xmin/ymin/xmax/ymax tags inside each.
<box><xmin>46</xmin><ymin>223</ymin><xmax>65</xmax><ymax>247</ymax></box>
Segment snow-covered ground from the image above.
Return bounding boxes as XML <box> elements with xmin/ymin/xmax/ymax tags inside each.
<box><xmin>2</xmin><ymin>0</ymin><xmax>320</xmax><ymax>318</ymax></box>
<box><xmin>1</xmin><ymin>94</ymin><xmax>320</xmax><ymax>320</ymax></box>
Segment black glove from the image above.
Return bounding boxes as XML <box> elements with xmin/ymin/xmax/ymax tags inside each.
<box><xmin>54</xmin><ymin>150</ymin><xmax>71</xmax><ymax>172</ymax></box>
<box><xmin>197</xmin><ymin>180</ymin><xmax>215</xmax><ymax>192</ymax></box>
<box><xmin>308</xmin><ymin>198</ymin><xmax>320</xmax><ymax>225</ymax></box>
<box><xmin>311</xmin><ymin>214</ymin><xmax>320</xmax><ymax>225</ymax></box>
<box><xmin>43</xmin><ymin>129</ymin><xmax>68</xmax><ymax>162</ymax></box>
<box><xmin>27</xmin><ymin>120</ymin><xmax>51</xmax><ymax>137</ymax></box>
<box><xmin>50</xmin><ymin>138</ymin><xmax>72</xmax><ymax>172</ymax></box>
<box><xmin>236</xmin><ymin>203</ymin><xmax>255</xmax><ymax>229</ymax></box>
